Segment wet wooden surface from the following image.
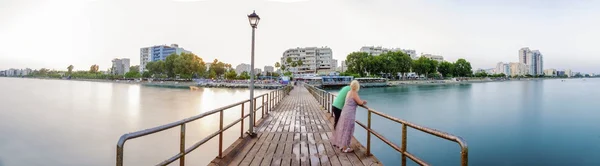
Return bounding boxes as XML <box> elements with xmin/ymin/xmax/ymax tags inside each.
<box><xmin>211</xmin><ymin>85</ymin><xmax>381</xmax><ymax>166</ymax></box>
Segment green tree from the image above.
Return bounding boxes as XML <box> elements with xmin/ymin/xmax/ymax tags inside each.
<box><xmin>412</xmin><ymin>57</ymin><xmax>431</xmax><ymax>78</ymax></box>
<box><xmin>438</xmin><ymin>61</ymin><xmax>454</xmax><ymax>78</ymax></box>
<box><xmin>428</xmin><ymin>60</ymin><xmax>439</xmax><ymax>76</ymax></box>
<box><xmin>125</xmin><ymin>71</ymin><xmax>141</xmax><ymax>78</ymax></box>
<box><xmin>275</xmin><ymin>62</ymin><xmax>281</xmax><ymax>71</ymax></box>
<box><xmin>208</xmin><ymin>70</ymin><xmax>217</xmax><ymax>79</ymax></box>
<box><xmin>130</xmin><ymin>65</ymin><xmax>140</xmax><ymax>73</ymax></box>
<box><xmin>165</xmin><ymin>54</ymin><xmax>179</xmax><ymax>77</ymax></box>
<box><xmin>173</xmin><ymin>53</ymin><xmax>207</xmax><ymax>78</ymax></box>
<box><xmin>345</xmin><ymin>52</ymin><xmax>370</xmax><ymax>77</ymax></box>
<box><xmin>238</xmin><ymin>71</ymin><xmax>250</xmax><ymax>80</ymax></box>
<box><xmin>474</xmin><ymin>71</ymin><xmax>488</xmax><ymax>77</ymax></box>
<box><xmin>67</xmin><ymin>65</ymin><xmax>74</xmax><ymax>74</ymax></box>
<box><xmin>90</xmin><ymin>64</ymin><xmax>99</xmax><ymax>73</ymax></box>
<box><xmin>225</xmin><ymin>70</ymin><xmax>237</xmax><ymax>80</ymax></box>
<box><xmin>453</xmin><ymin>59</ymin><xmax>472</xmax><ymax>77</ymax></box>
<box><xmin>209</xmin><ymin>59</ymin><xmax>229</xmax><ymax>78</ymax></box>
<box><xmin>281</xmin><ymin>65</ymin><xmax>287</xmax><ymax>72</ymax></box>
<box><xmin>146</xmin><ymin>61</ymin><xmax>166</xmax><ymax>76</ymax></box>
<box><xmin>142</xmin><ymin>71</ymin><xmax>152</xmax><ymax>78</ymax></box>
<box><xmin>286</xmin><ymin>57</ymin><xmax>293</xmax><ymax>64</ymax></box>
<box><xmin>291</xmin><ymin>61</ymin><xmax>298</xmax><ymax>68</ymax></box>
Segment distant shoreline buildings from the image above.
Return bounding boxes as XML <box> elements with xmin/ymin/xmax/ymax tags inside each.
<box><xmin>359</xmin><ymin>46</ymin><xmax>418</xmax><ymax>59</ymax></box>
<box><xmin>281</xmin><ymin>47</ymin><xmax>337</xmax><ymax>75</ymax></box>
<box><xmin>139</xmin><ymin>44</ymin><xmax>191</xmax><ymax>73</ymax></box>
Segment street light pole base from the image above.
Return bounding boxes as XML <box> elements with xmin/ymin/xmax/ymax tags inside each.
<box><xmin>246</xmin><ymin>131</ymin><xmax>257</xmax><ymax>138</ymax></box>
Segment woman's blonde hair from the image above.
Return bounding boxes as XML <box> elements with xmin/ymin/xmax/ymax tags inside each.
<box><xmin>350</xmin><ymin>80</ymin><xmax>360</xmax><ymax>91</ymax></box>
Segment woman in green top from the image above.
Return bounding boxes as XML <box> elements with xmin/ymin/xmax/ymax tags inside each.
<box><xmin>332</xmin><ymin>85</ymin><xmax>351</xmax><ymax>129</ymax></box>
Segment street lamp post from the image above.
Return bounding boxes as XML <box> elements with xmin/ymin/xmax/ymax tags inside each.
<box><xmin>247</xmin><ymin>10</ymin><xmax>260</xmax><ymax>137</ymax></box>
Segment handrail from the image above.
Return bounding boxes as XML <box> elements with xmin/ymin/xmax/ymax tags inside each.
<box><xmin>116</xmin><ymin>85</ymin><xmax>293</xmax><ymax>166</ymax></box>
<box><xmin>303</xmin><ymin>84</ymin><xmax>468</xmax><ymax>166</ymax></box>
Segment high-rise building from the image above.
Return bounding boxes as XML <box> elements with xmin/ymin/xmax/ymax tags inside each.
<box><xmin>331</xmin><ymin>59</ymin><xmax>338</xmax><ymax>69</ymax></box>
<box><xmin>359</xmin><ymin>46</ymin><xmax>417</xmax><ymax>59</ymax></box>
<box><xmin>140</xmin><ymin>44</ymin><xmax>191</xmax><ymax>73</ymax></box>
<box><xmin>421</xmin><ymin>53</ymin><xmax>444</xmax><ymax>62</ymax></box>
<box><xmin>112</xmin><ymin>58</ymin><xmax>130</xmax><ymax>75</ymax></box>
<box><xmin>235</xmin><ymin>63</ymin><xmax>251</xmax><ymax>74</ymax></box>
<box><xmin>518</xmin><ymin>47</ymin><xmax>544</xmax><ymax>76</ymax></box>
<box><xmin>281</xmin><ymin>47</ymin><xmax>336</xmax><ymax>74</ymax></box>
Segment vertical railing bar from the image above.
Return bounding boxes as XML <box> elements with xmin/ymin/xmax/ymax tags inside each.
<box><xmin>218</xmin><ymin>110</ymin><xmax>223</xmax><ymax>158</ymax></box>
<box><xmin>180</xmin><ymin>124</ymin><xmax>185</xmax><ymax>166</ymax></box>
<box><xmin>262</xmin><ymin>95</ymin><xmax>265</xmax><ymax>117</ymax></box>
<box><xmin>241</xmin><ymin>103</ymin><xmax>244</xmax><ymax>138</ymax></box>
<box><xmin>402</xmin><ymin>123</ymin><xmax>407</xmax><ymax>166</ymax></box>
<box><xmin>367</xmin><ymin>110</ymin><xmax>372</xmax><ymax>156</ymax></box>
<box><xmin>253</xmin><ymin>98</ymin><xmax>257</xmax><ymax>126</ymax></box>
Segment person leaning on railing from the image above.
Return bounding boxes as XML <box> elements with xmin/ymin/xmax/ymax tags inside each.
<box><xmin>331</xmin><ymin>84</ymin><xmax>351</xmax><ymax>129</ymax></box>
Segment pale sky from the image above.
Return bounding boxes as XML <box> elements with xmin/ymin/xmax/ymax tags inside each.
<box><xmin>1</xmin><ymin>0</ymin><xmax>599</xmax><ymax>73</ymax></box>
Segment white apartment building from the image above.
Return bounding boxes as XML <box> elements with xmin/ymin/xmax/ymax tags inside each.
<box><xmin>264</xmin><ymin>66</ymin><xmax>274</xmax><ymax>73</ymax></box>
<box><xmin>544</xmin><ymin>69</ymin><xmax>557</xmax><ymax>76</ymax></box>
<box><xmin>565</xmin><ymin>69</ymin><xmax>572</xmax><ymax>77</ymax></box>
<box><xmin>254</xmin><ymin>68</ymin><xmax>262</xmax><ymax>75</ymax></box>
<box><xmin>281</xmin><ymin>47</ymin><xmax>336</xmax><ymax>74</ymax></box>
<box><xmin>519</xmin><ymin>47</ymin><xmax>544</xmax><ymax>76</ymax></box>
<box><xmin>112</xmin><ymin>58</ymin><xmax>130</xmax><ymax>75</ymax></box>
<box><xmin>331</xmin><ymin>59</ymin><xmax>338</xmax><ymax>69</ymax></box>
<box><xmin>359</xmin><ymin>46</ymin><xmax>417</xmax><ymax>59</ymax></box>
<box><xmin>495</xmin><ymin>62</ymin><xmax>511</xmax><ymax>76</ymax></box>
<box><xmin>421</xmin><ymin>53</ymin><xmax>444</xmax><ymax>62</ymax></box>
<box><xmin>140</xmin><ymin>44</ymin><xmax>191</xmax><ymax>73</ymax></box>
<box><xmin>339</xmin><ymin>61</ymin><xmax>347</xmax><ymax>72</ymax></box>
<box><xmin>235</xmin><ymin>63</ymin><xmax>251</xmax><ymax>74</ymax></box>
<box><xmin>509</xmin><ymin>62</ymin><xmax>528</xmax><ymax>76</ymax></box>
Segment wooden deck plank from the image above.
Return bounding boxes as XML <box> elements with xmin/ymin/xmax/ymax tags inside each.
<box><xmin>212</xmin><ymin>86</ymin><xmax>381</xmax><ymax>166</ymax></box>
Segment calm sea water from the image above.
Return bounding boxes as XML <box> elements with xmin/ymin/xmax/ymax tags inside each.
<box><xmin>1</xmin><ymin>77</ymin><xmax>599</xmax><ymax>166</ymax></box>
<box><xmin>0</xmin><ymin>77</ymin><xmax>268</xmax><ymax>166</ymax></box>
<box><xmin>330</xmin><ymin>78</ymin><xmax>600</xmax><ymax>165</ymax></box>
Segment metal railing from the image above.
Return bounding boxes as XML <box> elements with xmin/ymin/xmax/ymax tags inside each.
<box><xmin>116</xmin><ymin>86</ymin><xmax>292</xmax><ymax>166</ymax></box>
<box><xmin>304</xmin><ymin>84</ymin><xmax>468</xmax><ymax>166</ymax></box>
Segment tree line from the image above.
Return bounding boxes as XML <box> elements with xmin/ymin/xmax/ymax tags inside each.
<box><xmin>344</xmin><ymin>51</ymin><xmax>474</xmax><ymax>79</ymax></box>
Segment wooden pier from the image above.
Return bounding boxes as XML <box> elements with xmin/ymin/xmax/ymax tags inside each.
<box><xmin>210</xmin><ymin>85</ymin><xmax>381</xmax><ymax>166</ymax></box>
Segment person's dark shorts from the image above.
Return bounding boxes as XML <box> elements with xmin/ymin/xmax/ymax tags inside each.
<box><xmin>332</xmin><ymin>106</ymin><xmax>342</xmax><ymax>129</ymax></box>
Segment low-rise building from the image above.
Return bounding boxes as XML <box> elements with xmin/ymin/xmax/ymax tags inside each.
<box><xmin>509</xmin><ymin>62</ymin><xmax>528</xmax><ymax>76</ymax></box>
<box><xmin>565</xmin><ymin>69</ymin><xmax>572</xmax><ymax>77</ymax></box>
<box><xmin>544</xmin><ymin>69</ymin><xmax>557</xmax><ymax>77</ymax></box>
<box><xmin>360</xmin><ymin>46</ymin><xmax>417</xmax><ymax>59</ymax></box>
<box><xmin>264</xmin><ymin>66</ymin><xmax>274</xmax><ymax>73</ymax></box>
<box><xmin>235</xmin><ymin>63</ymin><xmax>251</xmax><ymax>74</ymax></box>
<box><xmin>281</xmin><ymin>47</ymin><xmax>336</xmax><ymax>74</ymax></box>
<box><xmin>254</xmin><ymin>68</ymin><xmax>262</xmax><ymax>75</ymax></box>
<box><xmin>421</xmin><ymin>53</ymin><xmax>444</xmax><ymax>62</ymax></box>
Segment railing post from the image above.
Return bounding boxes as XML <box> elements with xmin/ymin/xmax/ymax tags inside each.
<box><xmin>116</xmin><ymin>144</ymin><xmax>124</xmax><ymax>166</ymax></box>
<box><xmin>180</xmin><ymin>124</ymin><xmax>185</xmax><ymax>166</ymax></box>
<box><xmin>241</xmin><ymin>103</ymin><xmax>244</xmax><ymax>138</ymax></box>
<box><xmin>367</xmin><ymin>110</ymin><xmax>371</xmax><ymax>156</ymax></box>
<box><xmin>253</xmin><ymin>98</ymin><xmax>257</xmax><ymax>126</ymax></box>
<box><xmin>218</xmin><ymin>110</ymin><xmax>223</xmax><ymax>158</ymax></box>
<box><xmin>262</xmin><ymin>95</ymin><xmax>265</xmax><ymax>117</ymax></box>
<box><xmin>402</xmin><ymin>123</ymin><xmax>407</xmax><ymax>166</ymax></box>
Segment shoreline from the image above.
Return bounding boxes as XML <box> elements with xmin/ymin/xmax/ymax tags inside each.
<box><xmin>8</xmin><ymin>77</ymin><xmax>286</xmax><ymax>89</ymax></box>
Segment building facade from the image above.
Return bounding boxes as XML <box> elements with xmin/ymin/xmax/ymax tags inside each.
<box><xmin>360</xmin><ymin>46</ymin><xmax>417</xmax><ymax>59</ymax></box>
<box><xmin>264</xmin><ymin>66</ymin><xmax>274</xmax><ymax>73</ymax></box>
<box><xmin>254</xmin><ymin>68</ymin><xmax>262</xmax><ymax>75</ymax></box>
<box><xmin>140</xmin><ymin>44</ymin><xmax>191</xmax><ymax>73</ymax></box>
<box><xmin>509</xmin><ymin>62</ymin><xmax>528</xmax><ymax>76</ymax></box>
<box><xmin>544</xmin><ymin>69</ymin><xmax>557</xmax><ymax>77</ymax></box>
<box><xmin>495</xmin><ymin>62</ymin><xmax>511</xmax><ymax>76</ymax></box>
<box><xmin>235</xmin><ymin>63</ymin><xmax>251</xmax><ymax>74</ymax></box>
<box><xmin>281</xmin><ymin>47</ymin><xmax>336</xmax><ymax>74</ymax></box>
<box><xmin>421</xmin><ymin>53</ymin><xmax>444</xmax><ymax>62</ymax></box>
<box><xmin>565</xmin><ymin>69</ymin><xmax>572</xmax><ymax>77</ymax></box>
<box><xmin>518</xmin><ymin>47</ymin><xmax>544</xmax><ymax>76</ymax></box>
<box><xmin>112</xmin><ymin>58</ymin><xmax>130</xmax><ymax>75</ymax></box>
